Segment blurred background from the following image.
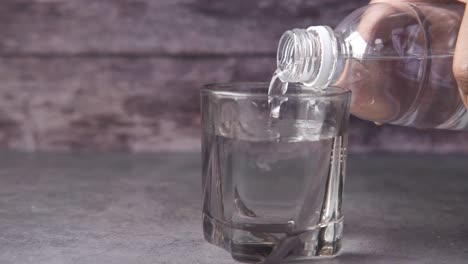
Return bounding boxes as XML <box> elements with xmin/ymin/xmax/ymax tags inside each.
<box><xmin>1</xmin><ymin>0</ymin><xmax>468</xmax><ymax>153</ymax></box>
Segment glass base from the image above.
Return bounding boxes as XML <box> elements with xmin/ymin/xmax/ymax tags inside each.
<box><xmin>203</xmin><ymin>214</ymin><xmax>343</xmax><ymax>263</ymax></box>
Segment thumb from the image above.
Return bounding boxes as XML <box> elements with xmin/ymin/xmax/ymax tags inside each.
<box><xmin>454</xmin><ymin>3</ymin><xmax>468</xmax><ymax>107</ymax></box>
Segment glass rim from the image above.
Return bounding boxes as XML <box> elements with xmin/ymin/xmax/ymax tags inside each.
<box><xmin>202</xmin><ymin>82</ymin><xmax>351</xmax><ymax>99</ymax></box>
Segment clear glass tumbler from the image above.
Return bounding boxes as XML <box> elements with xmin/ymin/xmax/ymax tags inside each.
<box><xmin>201</xmin><ymin>83</ymin><xmax>351</xmax><ymax>263</ymax></box>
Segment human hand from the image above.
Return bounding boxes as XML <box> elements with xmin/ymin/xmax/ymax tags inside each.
<box><xmin>338</xmin><ymin>0</ymin><xmax>467</xmax><ymax>125</ymax></box>
<box><xmin>369</xmin><ymin>0</ymin><xmax>468</xmax><ymax>108</ymax></box>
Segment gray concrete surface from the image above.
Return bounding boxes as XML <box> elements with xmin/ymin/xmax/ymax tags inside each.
<box><xmin>0</xmin><ymin>152</ymin><xmax>466</xmax><ymax>264</ymax></box>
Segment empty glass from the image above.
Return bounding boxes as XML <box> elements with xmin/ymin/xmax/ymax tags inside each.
<box><xmin>201</xmin><ymin>83</ymin><xmax>351</xmax><ymax>263</ymax></box>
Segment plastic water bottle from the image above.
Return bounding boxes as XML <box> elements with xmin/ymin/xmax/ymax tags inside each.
<box><xmin>276</xmin><ymin>2</ymin><xmax>466</xmax><ymax>130</ymax></box>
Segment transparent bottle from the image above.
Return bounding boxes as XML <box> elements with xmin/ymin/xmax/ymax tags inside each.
<box><xmin>277</xmin><ymin>2</ymin><xmax>466</xmax><ymax>130</ymax></box>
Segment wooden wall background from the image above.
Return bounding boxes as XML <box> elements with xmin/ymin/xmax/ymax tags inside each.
<box><xmin>0</xmin><ymin>0</ymin><xmax>468</xmax><ymax>153</ymax></box>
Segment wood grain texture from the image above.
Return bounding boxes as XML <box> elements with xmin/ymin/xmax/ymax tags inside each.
<box><xmin>0</xmin><ymin>0</ymin><xmax>367</xmax><ymax>55</ymax></box>
<box><xmin>0</xmin><ymin>57</ymin><xmax>467</xmax><ymax>152</ymax></box>
<box><xmin>0</xmin><ymin>0</ymin><xmax>466</xmax><ymax>152</ymax></box>
<box><xmin>0</xmin><ymin>57</ymin><xmax>275</xmax><ymax>151</ymax></box>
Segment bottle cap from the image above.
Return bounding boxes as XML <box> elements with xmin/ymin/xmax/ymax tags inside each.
<box><xmin>305</xmin><ymin>26</ymin><xmax>336</xmax><ymax>88</ymax></box>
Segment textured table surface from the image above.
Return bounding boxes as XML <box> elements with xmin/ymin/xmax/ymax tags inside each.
<box><xmin>0</xmin><ymin>152</ymin><xmax>467</xmax><ymax>264</ymax></box>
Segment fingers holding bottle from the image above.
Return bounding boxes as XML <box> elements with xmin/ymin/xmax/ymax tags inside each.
<box><xmin>342</xmin><ymin>1</ymin><xmax>425</xmax><ymax>123</ymax></box>
<box><xmin>453</xmin><ymin>1</ymin><xmax>468</xmax><ymax>107</ymax></box>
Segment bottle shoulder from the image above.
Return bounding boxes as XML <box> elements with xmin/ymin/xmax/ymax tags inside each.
<box><xmin>333</xmin><ymin>2</ymin><xmax>463</xmax><ymax>59</ymax></box>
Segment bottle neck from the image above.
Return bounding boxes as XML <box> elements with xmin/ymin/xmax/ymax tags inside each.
<box><xmin>277</xmin><ymin>26</ymin><xmax>341</xmax><ymax>88</ymax></box>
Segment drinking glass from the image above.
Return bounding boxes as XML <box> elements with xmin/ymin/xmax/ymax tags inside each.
<box><xmin>201</xmin><ymin>83</ymin><xmax>351</xmax><ymax>263</ymax></box>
